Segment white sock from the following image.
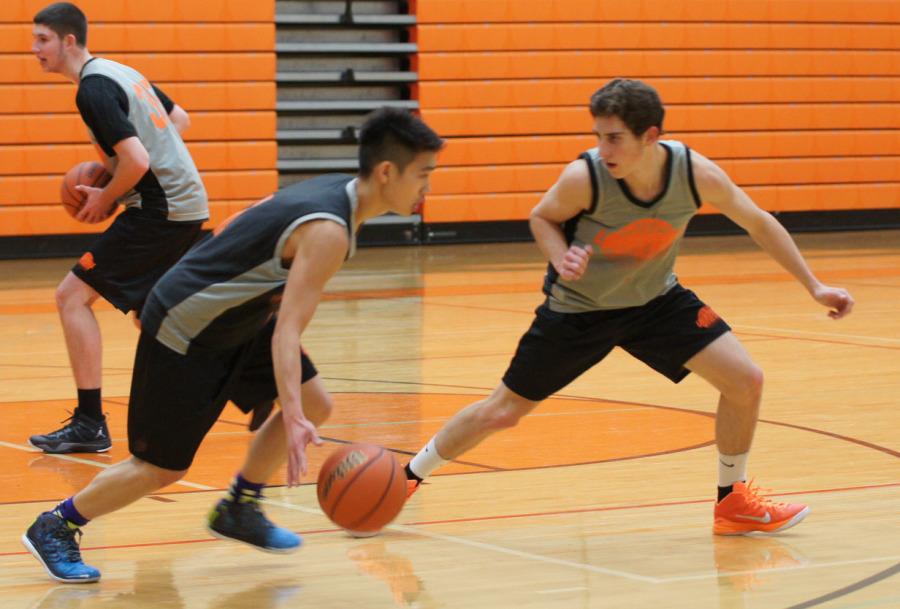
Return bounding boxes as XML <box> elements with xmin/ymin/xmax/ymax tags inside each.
<box><xmin>408</xmin><ymin>436</ymin><xmax>449</xmax><ymax>480</ymax></box>
<box><xmin>718</xmin><ymin>451</ymin><xmax>749</xmax><ymax>487</ymax></box>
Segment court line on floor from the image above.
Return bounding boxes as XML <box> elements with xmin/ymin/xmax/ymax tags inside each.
<box><xmin>784</xmin><ymin>561</ymin><xmax>900</xmax><ymax>609</ymax></box>
<box><xmin>737</xmin><ymin>324</ymin><xmax>900</xmax><ymax>344</ymax></box>
<box><xmin>4</xmin><ymin>451</ymin><xmax>897</xmax><ymax>588</ymax></box>
<box><xmin>0</xmin><ymin>450</ymin><xmax>658</xmax><ymax>583</ymax></box>
<box><xmin>658</xmin><ymin>555</ymin><xmax>900</xmax><ymax>584</ymax></box>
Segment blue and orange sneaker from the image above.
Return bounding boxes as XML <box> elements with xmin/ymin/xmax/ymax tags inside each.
<box><xmin>22</xmin><ymin>512</ymin><xmax>100</xmax><ymax>583</ymax></box>
<box><xmin>714</xmin><ymin>481</ymin><xmax>810</xmax><ymax>535</ymax></box>
<box><xmin>206</xmin><ymin>496</ymin><xmax>301</xmax><ymax>553</ymax></box>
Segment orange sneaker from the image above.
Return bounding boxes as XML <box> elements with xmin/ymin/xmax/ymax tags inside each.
<box><xmin>713</xmin><ymin>481</ymin><xmax>809</xmax><ymax>536</ymax></box>
<box><xmin>405</xmin><ymin>479</ymin><xmax>420</xmax><ymax>499</ymax></box>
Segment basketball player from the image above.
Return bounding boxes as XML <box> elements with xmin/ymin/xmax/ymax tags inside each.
<box><xmin>403</xmin><ymin>79</ymin><xmax>854</xmax><ymax>536</ymax></box>
<box><xmin>22</xmin><ymin>107</ymin><xmax>444</xmax><ymax>583</ymax></box>
<box><xmin>28</xmin><ymin>2</ymin><xmax>208</xmax><ymax>454</ymax></box>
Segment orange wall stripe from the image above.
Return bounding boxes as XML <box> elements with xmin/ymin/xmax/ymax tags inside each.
<box><xmin>429</xmin><ymin>159</ymin><xmax>899</xmax><ymax>196</ymax></box>
<box><xmin>3</xmin><ymin>23</ymin><xmax>274</xmax><ymax>52</ymax></box>
<box><xmin>423</xmin><ymin>183</ymin><xmax>900</xmax><ymax>223</ymax></box>
<box><xmin>0</xmin><ymin>111</ymin><xmax>275</xmax><ymax>145</ymax></box>
<box><xmin>0</xmin><ymin>171</ymin><xmax>278</xmax><ymax>207</ymax></box>
<box><xmin>0</xmin><ymin>142</ymin><xmax>277</xmax><ymax>176</ymax></box>
<box><xmin>437</xmin><ymin>132</ymin><xmax>900</xmax><ymax>166</ymax></box>
<box><xmin>0</xmin><ymin>200</ymin><xmax>269</xmax><ymax>237</ymax></box>
<box><xmin>411</xmin><ymin>0</ymin><xmax>900</xmax><ymax>24</ymax></box>
<box><xmin>1</xmin><ymin>1</ymin><xmax>274</xmax><ymax>22</ymax></box>
<box><xmin>415</xmin><ymin>77</ymin><xmax>900</xmax><ymax>108</ymax></box>
<box><xmin>0</xmin><ymin>82</ymin><xmax>276</xmax><ymax>114</ymax></box>
<box><xmin>421</xmin><ymin>104</ymin><xmax>900</xmax><ymax>137</ymax></box>
<box><xmin>414</xmin><ymin>23</ymin><xmax>900</xmax><ymax>52</ymax></box>
<box><xmin>1</xmin><ymin>53</ymin><xmax>275</xmax><ymax>84</ymax></box>
<box><xmin>414</xmin><ymin>50</ymin><xmax>900</xmax><ymax>81</ymax></box>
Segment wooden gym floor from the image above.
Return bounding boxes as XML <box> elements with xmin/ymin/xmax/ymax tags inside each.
<box><xmin>0</xmin><ymin>230</ymin><xmax>897</xmax><ymax>609</ymax></box>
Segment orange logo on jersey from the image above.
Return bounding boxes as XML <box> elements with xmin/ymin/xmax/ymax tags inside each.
<box><xmin>213</xmin><ymin>195</ymin><xmax>274</xmax><ymax>237</ymax></box>
<box><xmin>78</xmin><ymin>252</ymin><xmax>96</xmax><ymax>271</ymax></box>
<box><xmin>593</xmin><ymin>218</ymin><xmax>680</xmax><ymax>261</ymax></box>
<box><xmin>696</xmin><ymin>305</ymin><xmax>721</xmax><ymax>328</ymax></box>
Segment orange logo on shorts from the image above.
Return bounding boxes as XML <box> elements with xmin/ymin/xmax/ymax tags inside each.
<box><xmin>696</xmin><ymin>305</ymin><xmax>720</xmax><ymax>328</ymax></box>
<box><xmin>78</xmin><ymin>252</ymin><xmax>96</xmax><ymax>271</ymax></box>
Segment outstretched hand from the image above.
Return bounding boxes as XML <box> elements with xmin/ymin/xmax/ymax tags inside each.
<box><xmin>812</xmin><ymin>284</ymin><xmax>854</xmax><ymax>320</ymax></box>
<box><xmin>556</xmin><ymin>244</ymin><xmax>593</xmax><ymax>281</ymax></box>
<box><xmin>285</xmin><ymin>416</ymin><xmax>323</xmax><ymax>487</ymax></box>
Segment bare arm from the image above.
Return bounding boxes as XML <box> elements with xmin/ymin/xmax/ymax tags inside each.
<box><xmin>529</xmin><ymin>159</ymin><xmax>595</xmax><ymax>280</ymax></box>
<box><xmin>274</xmin><ymin>220</ymin><xmax>348</xmax><ymax>485</ymax></box>
<box><xmin>76</xmin><ymin>136</ymin><xmax>149</xmax><ymax>223</ymax></box>
<box><xmin>692</xmin><ymin>151</ymin><xmax>854</xmax><ymax>319</ymax></box>
<box><xmin>168</xmin><ymin>104</ymin><xmax>190</xmax><ymax>134</ymax></box>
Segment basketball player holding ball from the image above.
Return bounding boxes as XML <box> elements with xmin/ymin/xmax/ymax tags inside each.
<box><xmin>28</xmin><ymin>3</ymin><xmax>208</xmax><ymax>454</ymax></box>
<box><xmin>22</xmin><ymin>107</ymin><xmax>444</xmax><ymax>583</ymax></box>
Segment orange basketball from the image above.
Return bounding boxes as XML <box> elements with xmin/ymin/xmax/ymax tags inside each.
<box><xmin>61</xmin><ymin>161</ymin><xmax>113</xmax><ymax>219</ymax></box>
<box><xmin>316</xmin><ymin>443</ymin><xmax>407</xmax><ymax>534</ymax></box>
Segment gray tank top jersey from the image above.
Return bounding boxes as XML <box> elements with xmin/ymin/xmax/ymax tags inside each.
<box><xmin>141</xmin><ymin>174</ymin><xmax>358</xmax><ymax>355</ymax></box>
<box><xmin>80</xmin><ymin>58</ymin><xmax>208</xmax><ymax>222</ymax></box>
<box><xmin>545</xmin><ymin>140</ymin><xmax>702</xmax><ymax>312</ymax></box>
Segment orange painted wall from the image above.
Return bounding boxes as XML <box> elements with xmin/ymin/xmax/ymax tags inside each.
<box><xmin>0</xmin><ymin>0</ymin><xmax>277</xmax><ymax>237</ymax></box>
<box><xmin>411</xmin><ymin>0</ymin><xmax>900</xmax><ymax>223</ymax></box>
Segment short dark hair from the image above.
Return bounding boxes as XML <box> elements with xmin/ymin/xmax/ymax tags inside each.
<box><xmin>358</xmin><ymin>107</ymin><xmax>444</xmax><ymax>177</ymax></box>
<box><xmin>34</xmin><ymin>2</ymin><xmax>87</xmax><ymax>47</ymax></box>
<box><xmin>589</xmin><ymin>79</ymin><xmax>664</xmax><ymax>136</ymax></box>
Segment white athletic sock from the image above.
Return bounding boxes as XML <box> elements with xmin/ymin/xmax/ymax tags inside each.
<box><xmin>408</xmin><ymin>436</ymin><xmax>449</xmax><ymax>480</ymax></box>
<box><xmin>718</xmin><ymin>451</ymin><xmax>749</xmax><ymax>487</ymax></box>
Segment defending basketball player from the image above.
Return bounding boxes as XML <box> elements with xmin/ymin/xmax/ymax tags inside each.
<box><xmin>403</xmin><ymin>79</ymin><xmax>854</xmax><ymax>536</ymax></box>
<box><xmin>28</xmin><ymin>3</ymin><xmax>208</xmax><ymax>454</ymax></box>
<box><xmin>22</xmin><ymin>108</ymin><xmax>444</xmax><ymax>583</ymax></box>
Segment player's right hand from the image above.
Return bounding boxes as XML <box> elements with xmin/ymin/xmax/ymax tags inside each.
<box><xmin>285</xmin><ymin>415</ymin><xmax>323</xmax><ymax>487</ymax></box>
<box><xmin>74</xmin><ymin>185</ymin><xmax>114</xmax><ymax>224</ymax></box>
<box><xmin>555</xmin><ymin>244</ymin><xmax>593</xmax><ymax>281</ymax></box>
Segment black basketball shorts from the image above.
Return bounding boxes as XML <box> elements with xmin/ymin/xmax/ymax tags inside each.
<box><xmin>71</xmin><ymin>208</ymin><xmax>203</xmax><ymax>314</ymax></box>
<box><xmin>502</xmin><ymin>284</ymin><xmax>731</xmax><ymax>401</ymax></box>
<box><xmin>128</xmin><ymin>319</ymin><xmax>318</xmax><ymax>471</ymax></box>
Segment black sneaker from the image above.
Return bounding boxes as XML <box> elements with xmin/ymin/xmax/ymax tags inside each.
<box><xmin>29</xmin><ymin>412</ymin><xmax>111</xmax><ymax>454</ymax></box>
<box><xmin>22</xmin><ymin>512</ymin><xmax>100</xmax><ymax>583</ymax></box>
<box><xmin>207</xmin><ymin>497</ymin><xmax>301</xmax><ymax>553</ymax></box>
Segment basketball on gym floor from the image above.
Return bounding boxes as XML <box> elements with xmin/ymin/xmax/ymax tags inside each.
<box><xmin>61</xmin><ymin>161</ymin><xmax>113</xmax><ymax>219</ymax></box>
<box><xmin>317</xmin><ymin>443</ymin><xmax>407</xmax><ymax>534</ymax></box>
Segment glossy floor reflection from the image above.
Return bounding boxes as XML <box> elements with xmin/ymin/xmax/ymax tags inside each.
<box><xmin>1</xmin><ymin>233</ymin><xmax>898</xmax><ymax>608</ymax></box>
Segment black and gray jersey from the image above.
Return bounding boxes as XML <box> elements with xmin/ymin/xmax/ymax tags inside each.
<box><xmin>77</xmin><ymin>57</ymin><xmax>208</xmax><ymax>222</ymax></box>
<box><xmin>141</xmin><ymin>174</ymin><xmax>358</xmax><ymax>354</ymax></box>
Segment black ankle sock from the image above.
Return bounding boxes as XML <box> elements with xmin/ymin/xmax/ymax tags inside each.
<box><xmin>404</xmin><ymin>463</ymin><xmax>422</xmax><ymax>483</ymax></box>
<box><xmin>76</xmin><ymin>388</ymin><xmax>102</xmax><ymax>421</ymax></box>
<box><xmin>717</xmin><ymin>485</ymin><xmax>734</xmax><ymax>503</ymax></box>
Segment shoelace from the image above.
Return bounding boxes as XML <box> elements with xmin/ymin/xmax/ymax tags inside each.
<box><xmin>742</xmin><ymin>480</ymin><xmax>790</xmax><ymax>510</ymax></box>
<box><xmin>47</xmin><ymin>523</ymin><xmax>84</xmax><ymax>563</ymax></box>
<box><xmin>44</xmin><ymin>412</ymin><xmax>78</xmax><ymax>438</ymax></box>
<box><xmin>234</xmin><ymin>497</ymin><xmax>274</xmax><ymax>531</ymax></box>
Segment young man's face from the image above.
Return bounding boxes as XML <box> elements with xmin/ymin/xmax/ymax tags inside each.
<box><xmin>31</xmin><ymin>24</ymin><xmax>67</xmax><ymax>73</ymax></box>
<box><xmin>592</xmin><ymin>114</ymin><xmax>658</xmax><ymax>179</ymax></box>
<box><xmin>384</xmin><ymin>150</ymin><xmax>438</xmax><ymax>216</ymax></box>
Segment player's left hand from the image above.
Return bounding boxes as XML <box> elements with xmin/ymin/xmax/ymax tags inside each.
<box><xmin>285</xmin><ymin>415</ymin><xmax>323</xmax><ymax>486</ymax></box>
<box><xmin>812</xmin><ymin>284</ymin><xmax>854</xmax><ymax>320</ymax></box>
<box><xmin>74</xmin><ymin>185</ymin><xmax>115</xmax><ymax>224</ymax></box>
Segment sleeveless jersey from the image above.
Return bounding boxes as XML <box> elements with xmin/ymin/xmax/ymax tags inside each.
<box><xmin>141</xmin><ymin>174</ymin><xmax>358</xmax><ymax>354</ymax></box>
<box><xmin>544</xmin><ymin>141</ymin><xmax>702</xmax><ymax>312</ymax></box>
<box><xmin>79</xmin><ymin>58</ymin><xmax>208</xmax><ymax>222</ymax></box>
